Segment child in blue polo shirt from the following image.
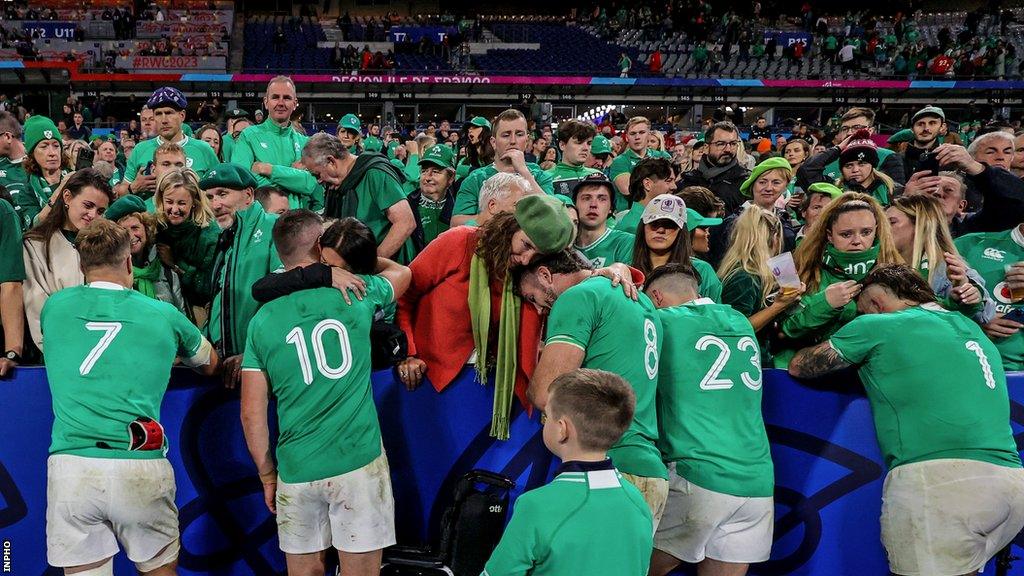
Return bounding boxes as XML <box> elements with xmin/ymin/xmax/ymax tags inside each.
<box><xmin>482</xmin><ymin>369</ymin><xmax>653</xmax><ymax>576</ymax></box>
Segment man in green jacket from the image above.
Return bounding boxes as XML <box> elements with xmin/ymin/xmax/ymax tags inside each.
<box><xmin>0</xmin><ymin>111</ymin><xmax>27</xmax><ymax>205</ymax></box>
<box><xmin>548</xmin><ymin>119</ymin><xmax>601</xmax><ymax>197</ymax></box>
<box><xmin>200</xmin><ymin>163</ymin><xmax>282</xmax><ymax>386</ymax></box>
<box><xmin>230</xmin><ymin>77</ymin><xmax>323</xmax><ymax>212</ymax></box>
<box><xmin>118</xmin><ymin>87</ymin><xmax>220</xmax><ymax>201</ymax></box>
<box><xmin>301</xmin><ymin>133</ymin><xmax>417</xmax><ymax>264</ymax></box>
<box><xmin>451</xmin><ymin>108</ymin><xmax>554</xmax><ymax>226</ymax></box>
<box><xmin>609</xmin><ymin>116</ymin><xmax>672</xmax><ymax>212</ymax></box>
<box><xmin>220</xmin><ymin>108</ymin><xmax>250</xmax><ymax>164</ymax></box>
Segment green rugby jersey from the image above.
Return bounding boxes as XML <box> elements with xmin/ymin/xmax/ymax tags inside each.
<box><xmin>577</xmin><ymin>228</ymin><xmax>634</xmax><ymax>268</ymax></box>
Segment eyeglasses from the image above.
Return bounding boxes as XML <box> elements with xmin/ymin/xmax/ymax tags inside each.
<box><xmin>710</xmin><ymin>140</ymin><xmax>739</xmax><ymax>149</ymax></box>
<box><xmin>840</xmin><ymin>124</ymin><xmax>870</xmax><ymax>133</ymax></box>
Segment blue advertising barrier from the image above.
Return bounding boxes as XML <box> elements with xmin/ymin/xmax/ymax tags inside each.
<box><xmin>1</xmin><ymin>367</ymin><xmax>1023</xmax><ymax>575</ymax></box>
<box><xmin>386</xmin><ymin>26</ymin><xmax>458</xmax><ymax>44</ymax></box>
<box><xmin>20</xmin><ymin>21</ymin><xmax>76</xmax><ymax>40</ymax></box>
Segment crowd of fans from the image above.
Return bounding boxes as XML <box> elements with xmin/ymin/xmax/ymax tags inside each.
<box><xmin>4</xmin><ymin>74</ymin><xmax>1024</xmax><ymax>575</ymax></box>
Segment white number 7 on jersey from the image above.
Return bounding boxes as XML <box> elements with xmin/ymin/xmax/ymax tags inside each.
<box><xmin>80</xmin><ymin>322</ymin><xmax>123</xmax><ymax>376</ymax></box>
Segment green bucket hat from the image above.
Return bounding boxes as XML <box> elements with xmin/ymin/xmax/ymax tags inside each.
<box><xmin>104</xmin><ymin>195</ymin><xmax>147</xmax><ymax>223</ymax></box>
<box><xmin>469</xmin><ymin>116</ymin><xmax>491</xmax><ymax>130</ymax></box>
<box><xmin>419</xmin><ymin>144</ymin><xmax>455</xmax><ymax>170</ymax></box>
<box><xmin>740</xmin><ymin>156</ymin><xmax>793</xmax><ymax>196</ymax></box>
<box><xmin>685</xmin><ymin>208</ymin><xmax>722</xmax><ymax>231</ymax></box>
<box><xmin>591</xmin><ymin>134</ymin><xmax>612</xmax><ymax>156</ymax></box>
<box><xmin>514</xmin><ymin>195</ymin><xmax>575</xmax><ymax>254</ymax></box>
<box><xmin>887</xmin><ymin>129</ymin><xmax>915</xmax><ymax>145</ymax></box>
<box><xmin>24</xmin><ymin>115</ymin><xmax>62</xmax><ymax>155</ymax></box>
<box><xmin>363</xmin><ymin>136</ymin><xmax>383</xmax><ymax>152</ymax></box>
<box><xmin>199</xmin><ymin>162</ymin><xmax>258</xmax><ymax>191</ymax></box>
<box><xmin>339</xmin><ymin>113</ymin><xmax>361</xmax><ymax>133</ymax></box>
<box><xmin>807</xmin><ymin>182</ymin><xmax>844</xmax><ymax>199</ymax></box>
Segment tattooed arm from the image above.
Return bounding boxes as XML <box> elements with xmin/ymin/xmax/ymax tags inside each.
<box><xmin>788</xmin><ymin>341</ymin><xmax>854</xmax><ymax>379</ymax></box>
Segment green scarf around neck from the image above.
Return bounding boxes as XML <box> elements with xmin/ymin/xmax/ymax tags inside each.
<box><xmin>468</xmin><ymin>253</ymin><xmax>520</xmax><ymax>441</ymax></box>
<box><xmin>822</xmin><ymin>243</ymin><xmax>880</xmax><ymax>282</ymax></box>
<box><xmin>133</xmin><ymin>256</ymin><xmax>162</xmax><ymax>300</ymax></box>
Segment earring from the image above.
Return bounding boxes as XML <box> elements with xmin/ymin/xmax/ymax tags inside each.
<box><xmin>63</xmin><ymin>204</ymin><xmax>69</xmax><ymax>209</ymax></box>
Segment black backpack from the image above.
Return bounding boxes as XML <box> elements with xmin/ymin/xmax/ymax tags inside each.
<box><xmin>382</xmin><ymin>469</ymin><xmax>515</xmax><ymax>576</ymax></box>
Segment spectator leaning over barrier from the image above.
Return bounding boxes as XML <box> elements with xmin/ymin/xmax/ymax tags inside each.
<box><xmin>301</xmin><ymin>133</ymin><xmax>416</xmax><ymax>264</ymax></box>
<box><xmin>680</xmin><ymin>121</ymin><xmax>751</xmax><ymax>215</ymax></box>
<box><xmin>395</xmin><ymin>195</ymin><xmax>637</xmax><ymax>440</ymax></box>
<box><xmin>615</xmin><ymin>157</ymin><xmax>677</xmax><ymax>233</ymax></box>
<box><xmin>902</xmin><ymin>144</ymin><xmax>1024</xmax><ymax>238</ymax></box>
<box><xmin>16</xmin><ymin>115</ymin><xmax>68</xmax><ymax>231</ymax></box>
<box><xmin>718</xmin><ymin>206</ymin><xmax>805</xmax><ymax>366</ymax></box>
<box><xmin>240</xmin><ymin>210</ymin><xmax>409</xmax><ymax>576</ymax></box>
<box><xmin>483</xmin><ymin>369</ymin><xmax>653</xmax><ymax>576</ymax></box>
<box><xmin>0</xmin><ymin>192</ymin><xmax>24</xmax><ymax>376</ymax></box>
<box><xmin>117</xmin><ymin>87</ymin><xmax>219</xmax><ymax>201</ymax></box>
<box><xmin>548</xmin><ymin>119</ymin><xmax>600</xmax><ymax>197</ymax></box>
<box><xmin>105</xmin><ymin>194</ymin><xmax>187</xmax><ymax>314</ymax></box>
<box><xmin>629</xmin><ymin>194</ymin><xmax>722</xmax><ymax>302</ymax></box>
<box><xmin>886</xmin><ymin>194</ymin><xmax>994</xmax><ymax>325</ymax></box>
<box><xmin>608</xmin><ymin>117</ymin><xmax>672</xmax><ymax>213</ymax></box>
<box><xmin>900</xmin><ymin>105</ymin><xmax>946</xmax><ymax>183</ymax></box>
<box><xmin>41</xmin><ymin>218</ymin><xmax>219</xmax><ymax>576</ymax></box>
<box><xmin>789</xmin><ymin>263</ymin><xmax>1024</xmax><ymax>576</ymax></box>
<box><xmin>516</xmin><ymin>248</ymin><xmax>667</xmax><ymax>528</ymax></box>
<box><xmin>455</xmin><ymin>116</ymin><xmax>494</xmax><ymax>181</ymax></box>
<box><xmin>230</xmin><ymin>76</ymin><xmax>323</xmax><ymax>212</ymax></box>
<box><xmin>775</xmin><ymin>193</ymin><xmax>902</xmax><ymax>367</ymax></box>
<box><xmin>221</xmin><ymin>108</ymin><xmax>250</xmax><ymax>162</ymax></box>
<box><xmin>407</xmin><ymin>144</ymin><xmax>456</xmax><ymax>253</ymax></box>
<box><xmin>201</xmin><ymin>163</ymin><xmax>282</xmax><ymax>387</ymax></box>
<box><xmin>451</xmin><ymin>109</ymin><xmax>554</xmax><ymax>226</ymax></box>
<box><xmin>644</xmin><ymin>264</ymin><xmax>775</xmax><ymax>576</ymax></box>
<box><xmin>23</xmin><ymin>168</ymin><xmax>113</xmax><ymax>350</ymax></box>
<box><xmin>153</xmin><ymin>168</ymin><xmax>219</xmax><ymax>310</ymax></box>
<box><xmin>574</xmin><ymin>173</ymin><xmax>634</xmax><ymax>268</ymax></box>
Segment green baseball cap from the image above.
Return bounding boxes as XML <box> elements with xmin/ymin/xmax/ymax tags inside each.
<box><xmin>740</xmin><ymin>156</ymin><xmax>793</xmax><ymax>196</ymax></box>
<box><xmin>912</xmin><ymin>105</ymin><xmax>945</xmax><ymax>124</ymax></box>
<box><xmin>104</xmin><ymin>194</ymin><xmax>147</xmax><ymax>223</ymax></box>
<box><xmin>419</xmin><ymin>144</ymin><xmax>456</xmax><ymax>170</ymax></box>
<box><xmin>339</xmin><ymin>113</ymin><xmax>361</xmax><ymax>133</ymax></box>
<box><xmin>591</xmin><ymin>134</ymin><xmax>612</xmax><ymax>156</ymax></box>
<box><xmin>469</xmin><ymin>116</ymin><xmax>491</xmax><ymax>130</ymax></box>
<box><xmin>685</xmin><ymin>208</ymin><xmax>722</xmax><ymax>231</ymax></box>
<box><xmin>226</xmin><ymin>108</ymin><xmax>249</xmax><ymax>120</ymax></box>
<box><xmin>363</xmin><ymin>136</ymin><xmax>383</xmax><ymax>152</ymax></box>
<box><xmin>807</xmin><ymin>182</ymin><xmax>844</xmax><ymax>199</ymax></box>
<box><xmin>199</xmin><ymin>163</ymin><xmax>257</xmax><ymax>191</ymax></box>
<box><xmin>514</xmin><ymin>195</ymin><xmax>575</xmax><ymax>254</ymax></box>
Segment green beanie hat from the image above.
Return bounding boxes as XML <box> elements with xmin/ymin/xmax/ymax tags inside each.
<box><xmin>199</xmin><ymin>162</ymin><xmax>258</xmax><ymax>191</ymax></box>
<box><xmin>740</xmin><ymin>156</ymin><xmax>793</xmax><ymax>196</ymax></box>
<box><xmin>364</xmin><ymin>136</ymin><xmax>383</xmax><ymax>152</ymax></box>
<box><xmin>104</xmin><ymin>195</ymin><xmax>147</xmax><ymax>223</ymax></box>
<box><xmin>591</xmin><ymin>134</ymin><xmax>612</xmax><ymax>156</ymax></box>
<box><xmin>514</xmin><ymin>195</ymin><xmax>575</xmax><ymax>254</ymax></box>
<box><xmin>807</xmin><ymin>182</ymin><xmax>844</xmax><ymax>199</ymax></box>
<box><xmin>24</xmin><ymin>115</ymin><xmax>62</xmax><ymax>155</ymax></box>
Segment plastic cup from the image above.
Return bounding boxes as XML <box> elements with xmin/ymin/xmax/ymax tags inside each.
<box><xmin>769</xmin><ymin>252</ymin><xmax>802</xmax><ymax>292</ymax></box>
<box><xmin>1005</xmin><ymin>264</ymin><xmax>1024</xmax><ymax>302</ymax></box>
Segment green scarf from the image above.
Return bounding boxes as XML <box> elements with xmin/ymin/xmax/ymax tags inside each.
<box><xmin>468</xmin><ymin>254</ymin><xmax>520</xmax><ymax>440</ymax></box>
<box><xmin>133</xmin><ymin>256</ymin><xmax>162</xmax><ymax>300</ymax></box>
<box><xmin>822</xmin><ymin>243</ymin><xmax>880</xmax><ymax>282</ymax></box>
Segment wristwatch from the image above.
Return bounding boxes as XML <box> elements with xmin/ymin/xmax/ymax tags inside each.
<box><xmin>4</xmin><ymin>350</ymin><xmax>20</xmax><ymax>363</ymax></box>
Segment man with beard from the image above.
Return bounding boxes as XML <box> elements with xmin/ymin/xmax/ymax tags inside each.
<box><xmin>301</xmin><ymin>133</ymin><xmax>416</xmax><ymax>263</ymax></box>
<box><xmin>609</xmin><ymin>116</ymin><xmax>672</xmax><ymax>213</ymax></box>
<box><xmin>901</xmin><ymin>106</ymin><xmax>946</xmax><ymax>181</ymax></box>
<box><xmin>117</xmin><ymin>88</ymin><xmax>219</xmax><ymax>201</ymax></box>
<box><xmin>680</xmin><ymin>121</ymin><xmax>751</xmax><ymax>215</ymax></box>
<box><xmin>450</xmin><ymin>108</ymin><xmax>553</xmax><ymax>226</ymax></box>
<box><xmin>231</xmin><ymin>76</ymin><xmax>323</xmax><ymax>212</ymax></box>
<box><xmin>548</xmin><ymin>119</ymin><xmax>600</xmax><ymax>197</ymax></box>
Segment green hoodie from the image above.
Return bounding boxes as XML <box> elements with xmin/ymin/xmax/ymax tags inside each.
<box><xmin>324</xmin><ymin>153</ymin><xmax>415</xmax><ymax>264</ymax></box>
<box><xmin>207</xmin><ymin>202</ymin><xmax>283</xmax><ymax>356</ymax></box>
<box><xmin>156</xmin><ymin>219</ymin><xmax>221</xmax><ymax>306</ymax></box>
<box><xmin>230</xmin><ymin>120</ymin><xmax>324</xmax><ymax>212</ymax></box>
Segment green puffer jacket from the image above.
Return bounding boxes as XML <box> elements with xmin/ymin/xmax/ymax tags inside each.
<box><xmin>156</xmin><ymin>220</ymin><xmax>221</xmax><ymax>306</ymax></box>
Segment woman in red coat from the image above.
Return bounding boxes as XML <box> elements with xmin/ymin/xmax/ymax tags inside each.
<box><xmin>396</xmin><ymin>195</ymin><xmax>637</xmax><ymax>439</ymax></box>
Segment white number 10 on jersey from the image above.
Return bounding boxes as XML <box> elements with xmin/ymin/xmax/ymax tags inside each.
<box><xmin>286</xmin><ymin>319</ymin><xmax>354</xmax><ymax>385</ymax></box>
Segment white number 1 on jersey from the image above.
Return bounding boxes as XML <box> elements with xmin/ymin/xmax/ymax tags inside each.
<box><xmin>80</xmin><ymin>322</ymin><xmax>123</xmax><ymax>376</ymax></box>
